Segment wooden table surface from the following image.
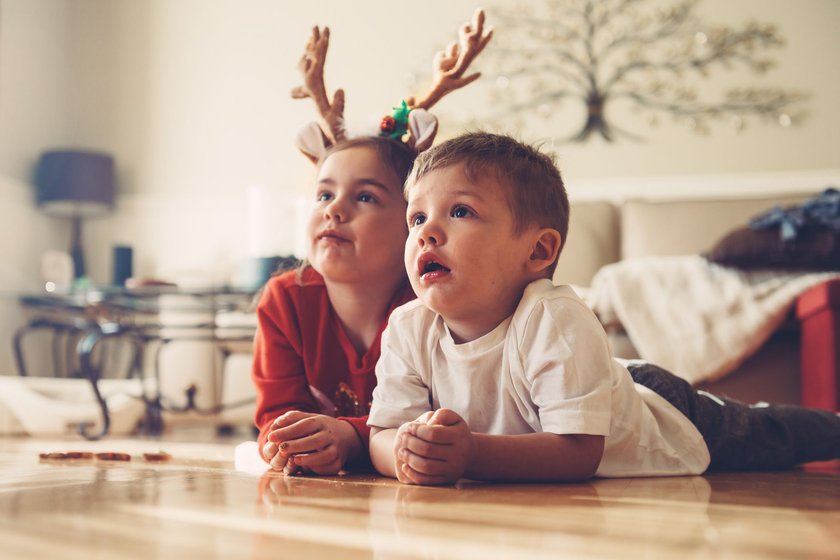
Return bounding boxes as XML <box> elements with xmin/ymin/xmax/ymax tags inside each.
<box><xmin>1</xmin><ymin>436</ymin><xmax>838</xmax><ymax>559</ymax></box>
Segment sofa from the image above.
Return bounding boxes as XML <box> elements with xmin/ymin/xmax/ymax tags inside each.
<box><xmin>553</xmin><ymin>191</ymin><xmax>839</xmax><ymax>407</ymax></box>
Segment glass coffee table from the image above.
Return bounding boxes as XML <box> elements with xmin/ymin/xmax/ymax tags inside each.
<box><xmin>14</xmin><ymin>286</ymin><xmax>258</xmax><ymax>439</ymax></box>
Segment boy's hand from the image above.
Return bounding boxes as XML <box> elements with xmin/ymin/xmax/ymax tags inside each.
<box><xmin>395</xmin><ymin>408</ymin><xmax>474</xmax><ymax>486</ymax></box>
<box><xmin>264</xmin><ymin>411</ymin><xmax>360</xmax><ymax>475</ymax></box>
<box><xmin>393</xmin><ymin>420</ymin><xmax>421</xmax><ymax>484</ymax></box>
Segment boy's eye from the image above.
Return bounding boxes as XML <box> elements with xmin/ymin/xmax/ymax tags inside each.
<box><xmin>316</xmin><ymin>191</ymin><xmax>333</xmax><ymax>202</ymax></box>
<box><xmin>409</xmin><ymin>214</ymin><xmax>427</xmax><ymax>227</ymax></box>
<box><xmin>452</xmin><ymin>205</ymin><xmax>471</xmax><ymax>218</ymax></box>
<box><xmin>357</xmin><ymin>192</ymin><xmax>376</xmax><ymax>203</ymax></box>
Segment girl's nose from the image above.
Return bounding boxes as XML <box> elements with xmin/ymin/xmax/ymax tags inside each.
<box><xmin>324</xmin><ymin>198</ymin><xmax>345</xmax><ymax>223</ymax></box>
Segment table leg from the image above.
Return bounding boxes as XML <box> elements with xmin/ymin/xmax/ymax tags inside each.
<box><xmin>75</xmin><ymin>326</ymin><xmax>125</xmax><ymax>440</ymax></box>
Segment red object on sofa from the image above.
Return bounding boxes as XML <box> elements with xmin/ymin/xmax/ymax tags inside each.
<box><xmin>796</xmin><ymin>278</ymin><xmax>840</xmax><ymax>411</ymax></box>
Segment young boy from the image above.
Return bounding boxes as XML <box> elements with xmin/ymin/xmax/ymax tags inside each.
<box><xmin>367</xmin><ymin>132</ymin><xmax>840</xmax><ymax>485</ymax></box>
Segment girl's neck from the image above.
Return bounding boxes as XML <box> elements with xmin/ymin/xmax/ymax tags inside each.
<box><xmin>324</xmin><ymin>274</ymin><xmax>406</xmax><ymax>355</ymax></box>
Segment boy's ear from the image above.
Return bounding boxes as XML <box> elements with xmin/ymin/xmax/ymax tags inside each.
<box><xmin>527</xmin><ymin>228</ymin><xmax>562</xmax><ymax>274</ymax></box>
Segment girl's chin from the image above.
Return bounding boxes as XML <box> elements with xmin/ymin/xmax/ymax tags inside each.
<box><xmin>315</xmin><ymin>261</ymin><xmax>405</xmax><ymax>286</ymax></box>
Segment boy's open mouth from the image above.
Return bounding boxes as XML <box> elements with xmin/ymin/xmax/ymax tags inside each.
<box><xmin>423</xmin><ymin>261</ymin><xmax>450</xmax><ymax>274</ymax></box>
<box><xmin>418</xmin><ymin>254</ymin><xmax>451</xmax><ymax>278</ymax></box>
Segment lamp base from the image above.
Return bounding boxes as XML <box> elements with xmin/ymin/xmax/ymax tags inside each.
<box><xmin>70</xmin><ymin>216</ymin><xmax>85</xmax><ymax>279</ymax></box>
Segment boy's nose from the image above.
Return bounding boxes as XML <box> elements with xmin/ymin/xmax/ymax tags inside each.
<box><xmin>417</xmin><ymin>220</ymin><xmax>443</xmax><ymax>246</ymax></box>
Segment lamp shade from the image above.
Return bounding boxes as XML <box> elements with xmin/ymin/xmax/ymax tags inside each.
<box><xmin>35</xmin><ymin>150</ymin><xmax>115</xmax><ymax>217</ymax></box>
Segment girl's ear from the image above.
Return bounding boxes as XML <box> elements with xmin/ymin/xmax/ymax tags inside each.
<box><xmin>527</xmin><ymin>228</ymin><xmax>562</xmax><ymax>274</ymax></box>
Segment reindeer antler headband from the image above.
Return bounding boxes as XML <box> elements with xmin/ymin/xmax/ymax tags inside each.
<box><xmin>292</xmin><ymin>9</ymin><xmax>493</xmax><ymax>164</ymax></box>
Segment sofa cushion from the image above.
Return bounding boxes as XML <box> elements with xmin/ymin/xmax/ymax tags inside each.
<box><xmin>621</xmin><ymin>194</ymin><xmax>811</xmax><ymax>260</ymax></box>
<box><xmin>553</xmin><ymin>201</ymin><xmax>620</xmax><ymax>287</ymax></box>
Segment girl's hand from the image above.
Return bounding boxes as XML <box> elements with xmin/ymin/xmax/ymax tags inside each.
<box><xmin>396</xmin><ymin>408</ymin><xmax>473</xmax><ymax>486</ymax></box>
<box><xmin>261</xmin><ymin>439</ymin><xmax>291</xmax><ymax>473</ymax></box>
<box><xmin>266</xmin><ymin>411</ymin><xmax>362</xmax><ymax>475</ymax></box>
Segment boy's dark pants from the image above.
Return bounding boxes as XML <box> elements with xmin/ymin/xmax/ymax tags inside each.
<box><xmin>626</xmin><ymin>362</ymin><xmax>840</xmax><ymax>471</ymax></box>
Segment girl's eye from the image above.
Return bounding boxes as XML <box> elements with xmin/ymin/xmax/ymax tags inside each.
<box><xmin>358</xmin><ymin>192</ymin><xmax>376</xmax><ymax>203</ymax></box>
<box><xmin>409</xmin><ymin>214</ymin><xmax>426</xmax><ymax>227</ymax></box>
<box><xmin>452</xmin><ymin>205</ymin><xmax>471</xmax><ymax>218</ymax></box>
<box><xmin>316</xmin><ymin>191</ymin><xmax>333</xmax><ymax>202</ymax></box>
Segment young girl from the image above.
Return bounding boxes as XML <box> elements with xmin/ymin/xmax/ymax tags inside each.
<box><xmin>254</xmin><ymin>8</ymin><xmax>491</xmax><ymax>475</ymax></box>
<box><xmin>252</xmin><ymin>136</ymin><xmax>416</xmax><ymax>475</ymax></box>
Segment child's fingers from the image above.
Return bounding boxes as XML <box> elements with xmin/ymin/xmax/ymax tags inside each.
<box><xmin>402</xmin><ymin>433</ymin><xmax>449</xmax><ymax>460</ymax></box>
<box><xmin>296</xmin><ymin>452</ymin><xmax>343</xmax><ymax>475</ymax></box>
<box><xmin>415</xmin><ymin>411</ymin><xmax>435</xmax><ymax>423</ymax></box>
<box><xmin>409</xmin><ymin>422</ymin><xmax>460</xmax><ymax>445</ymax></box>
<box><xmin>275</xmin><ymin>429</ymin><xmax>332</xmax><ymax>456</ymax></box>
<box><xmin>262</xmin><ymin>441</ymin><xmax>278</xmax><ymax>462</ymax></box>
<box><xmin>427</xmin><ymin>408</ymin><xmax>463</xmax><ymax>427</ymax></box>
<box><xmin>267</xmin><ymin>416</ymin><xmax>320</xmax><ymax>443</ymax></box>
<box><xmin>288</xmin><ymin>444</ymin><xmax>339</xmax><ymax>469</ymax></box>
<box><xmin>271</xmin><ymin>410</ymin><xmax>316</xmax><ymax>429</ymax></box>
<box><xmin>269</xmin><ymin>451</ymin><xmax>289</xmax><ymax>471</ymax></box>
<box><xmin>400</xmin><ymin>462</ymin><xmax>451</xmax><ymax>486</ymax></box>
<box><xmin>395</xmin><ymin>462</ymin><xmax>414</xmax><ymax>485</ymax></box>
<box><xmin>399</xmin><ymin>446</ymin><xmax>447</xmax><ymax>477</ymax></box>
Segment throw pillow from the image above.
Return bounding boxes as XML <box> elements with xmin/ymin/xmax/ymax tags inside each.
<box><xmin>704</xmin><ymin>225</ymin><xmax>840</xmax><ymax>270</ymax></box>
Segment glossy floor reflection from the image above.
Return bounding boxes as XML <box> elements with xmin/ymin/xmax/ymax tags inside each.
<box><xmin>1</xmin><ymin>435</ymin><xmax>838</xmax><ymax>559</ymax></box>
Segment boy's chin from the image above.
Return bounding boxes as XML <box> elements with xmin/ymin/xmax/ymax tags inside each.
<box><xmin>416</xmin><ymin>291</ymin><xmax>452</xmax><ymax>317</ymax></box>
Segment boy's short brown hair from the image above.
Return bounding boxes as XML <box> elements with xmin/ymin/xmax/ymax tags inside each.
<box><xmin>406</xmin><ymin>132</ymin><xmax>570</xmax><ymax>268</ymax></box>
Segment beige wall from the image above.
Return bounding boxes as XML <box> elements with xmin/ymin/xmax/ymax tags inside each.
<box><xmin>1</xmin><ymin>0</ymin><xmax>839</xmax><ymax>374</ymax></box>
<box><xmin>519</xmin><ymin>0</ymin><xmax>840</xmax><ymax>183</ymax></box>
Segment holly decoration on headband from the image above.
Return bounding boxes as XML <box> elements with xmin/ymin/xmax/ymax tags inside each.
<box><xmin>292</xmin><ymin>10</ymin><xmax>493</xmax><ymax>163</ymax></box>
<box><xmin>380</xmin><ymin>100</ymin><xmax>411</xmax><ymax>140</ymax></box>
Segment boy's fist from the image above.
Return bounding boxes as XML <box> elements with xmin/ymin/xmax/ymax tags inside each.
<box><xmin>394</xmin><ymin>408</ymin><xmax>473</xmax><ymax>485</ymax></box>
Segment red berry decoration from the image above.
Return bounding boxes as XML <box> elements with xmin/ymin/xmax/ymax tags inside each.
<box><xmin>380</xmin><ymin>115</ymin><xmax>396</xmax><ymax>133</ymax></box>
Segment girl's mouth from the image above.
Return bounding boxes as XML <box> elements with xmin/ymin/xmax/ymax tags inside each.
<box><xmin>317</xmin><ymin>229</ymin><xmax>349</xmax><ymax>242</ymax></box>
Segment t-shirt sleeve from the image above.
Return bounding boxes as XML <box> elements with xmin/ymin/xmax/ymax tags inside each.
<box><xmin>368</xmin><ymin>316</ymin><xmax>433</xmax><ymax>429</ymax></box>
<box><xmin>251</xmin><ymin>280</ymin><xmax>319</xmax><ymax>451</ymax></box>
<box><xmin>523</xmin><ymin>297</ymin><xmax>614</xmax><ymax>437</ymax></box>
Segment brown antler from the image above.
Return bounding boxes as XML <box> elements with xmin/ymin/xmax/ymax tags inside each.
<box><xmin>291</xmin><ymin>26</ymin><xmax>346</xmax><ymax>145</ymax></box>
<box><xmin>407</xmin><ymin>9</ymin><xmax>494</xmax><ymax>111</ymax></box>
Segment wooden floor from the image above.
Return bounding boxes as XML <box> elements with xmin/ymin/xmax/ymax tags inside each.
<box><xmin>1</xmin><ymin>433</ymin><xmax>838</xmax><ymax>560</ymax></box>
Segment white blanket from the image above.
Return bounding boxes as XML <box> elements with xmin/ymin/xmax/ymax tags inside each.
<box><xmin>585</xmin><ymin>255</ymin><xmax>840</xmax><ymax>384</ymax></box>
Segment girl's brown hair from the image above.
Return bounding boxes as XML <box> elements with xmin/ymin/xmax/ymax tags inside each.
<box><xmin>322</xmin><ymin>136</ymin><xmax>417</xmax><ymax>194</ymax></box>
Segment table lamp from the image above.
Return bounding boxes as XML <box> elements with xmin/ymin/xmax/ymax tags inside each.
<box><xmin>35</xmin><ymin>150</ymin><xmax>115</xmax><ymax>279</ymax></box>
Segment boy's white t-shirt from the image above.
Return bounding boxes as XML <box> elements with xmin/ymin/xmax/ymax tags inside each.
<box><xmin>369</xmin><ymin>279</ymin><xmax>710</xmax><ymax>477</ymax></box>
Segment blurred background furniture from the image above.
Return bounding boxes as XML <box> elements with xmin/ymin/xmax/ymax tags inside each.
<box><xmin>554</xmin><ymin>191</ymin><xmax>839</xmax><ymax>408</ymax></box>
<box><xmin>797</xmin><ymin>279</ymin><xmax>840</xmax><ymax>411</ymax></box>
<box><xmin>11</xmin><ymin>286</ymin><xmax>257</xmax><ymax>438</ymax></box>
<box><xmin>35</xmin><ymin>150</ymin><xmax>115</xmax><ymax>279</ymax></box>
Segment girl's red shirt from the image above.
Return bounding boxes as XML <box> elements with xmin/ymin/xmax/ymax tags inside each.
<box><xmin>252</xmin><ymin>267</ymin><xmax>415</xmax><ymax>465</ymax></box>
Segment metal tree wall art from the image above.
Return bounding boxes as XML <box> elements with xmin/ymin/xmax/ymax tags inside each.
<box><xmin>484</xmin><ymin>0</ymin><xmax>806</xmax><ymax>142</ymax></box>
